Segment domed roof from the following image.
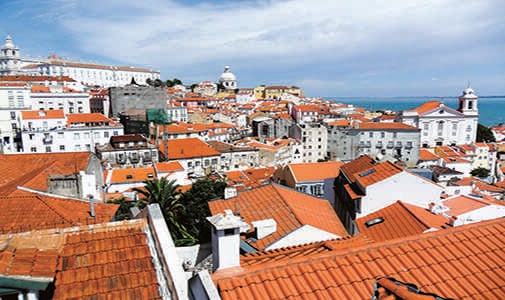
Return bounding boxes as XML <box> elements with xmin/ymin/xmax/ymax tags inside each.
<box><xmin>461</xmin><ymin>87</ymin><xmax>478</xmax><ymax>99</ymax></box>
<box><xmin>219</xmin><ymin>66</ymin><xmax>237</xmax><ymax>83</ymax></box>
<box><xmin>2</xmin><ymin>35</ymin><xmax>16</xmax><ymax>49</ymax></box>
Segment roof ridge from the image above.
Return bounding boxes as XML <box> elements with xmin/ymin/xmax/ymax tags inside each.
<box><xmin>222</xmin><ymin>218</ymin><xmax>504</xmax><ymax>279</ymax></box>
<box><xmin>35</xmin><ymin>195</ymin><xmax>75</xmax><ymax>225</ymax></box>
<box><xmin>270</xmin><ymin>184</ymin><xmax>304</xmax><ymax>227</ymax></box>
<box><xmin>397</xmin><ymin>201</ymin><xmax>433</xmax><ymax>229</ymax></box>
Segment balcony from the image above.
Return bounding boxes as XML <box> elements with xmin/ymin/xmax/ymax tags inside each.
<box><xmin>376</xmin><ymin>142</ymin><xmax>383</xmax><ymax>148</ymax></box>
<box><xmin>395</xmin><ymin>142</ymin><xmax>402</xmax><ymax>148</ymax></box>
<box><xmin>386</xmin><ymin>142</ymin><xmax>394</xmax><ymax>149</ymax></box>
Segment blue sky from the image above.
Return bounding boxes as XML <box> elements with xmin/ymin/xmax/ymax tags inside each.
<box><xmin>1</xmin><ymin>0</ymin><xmax>504</xmax><ymax>97</ymax></box>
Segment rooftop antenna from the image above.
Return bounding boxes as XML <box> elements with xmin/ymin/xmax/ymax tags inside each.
<box><xmin>467</xmin><ymin>80</ymin><xmax>471</xmax><ymax>88</ymax></box>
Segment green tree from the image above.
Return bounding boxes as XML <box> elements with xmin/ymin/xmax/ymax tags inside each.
<box><xmin>146</xmin><ymin>78</ymin><xmax>153</xmax><ymax>86</ymax></box>
<box><xmin>134</xmin><ymin>178</ymin><xmax>196</xmax><ymax>246</ymax></box>
<box><xmin>180</xmin><ymin>178</ymin><xmax>227</xmax><ymax>243</ymax></box>
<box><xmin>153</xmin><ymin>78</ymin><xmax>165</xmax><ymax>87</ymax></box>
<box><xmin>476</xmin><ymin>123</ymin><xmax>496</xmax><ymax>142</ymax></box>
<box><xmin>470</xmin><ymin>167</ymin><xmax>490</xmax><ymax>178</ymax></box>
<box><xmin>108</xmin><ymin>197</ymin><xmax>134</xmax><ymax>221</ymax></box>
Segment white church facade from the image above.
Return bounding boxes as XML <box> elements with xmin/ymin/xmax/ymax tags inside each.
<box><xmin>0</xmin><ymin>35</ymin><xmax>160</xmax><ymax>87</ymax></box>
<box><xmin>397</xmin><ymin>87</ymin><xmax>479</xmax><ymax>147</ymax></box>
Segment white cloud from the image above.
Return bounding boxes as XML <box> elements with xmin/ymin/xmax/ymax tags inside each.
<box><xmin>7</xmin><ymin>0</ymin><xmax>505</xmax><ymax>95</ymax></box>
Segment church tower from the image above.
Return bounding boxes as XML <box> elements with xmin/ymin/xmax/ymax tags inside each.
<box><xmin>0</xmin><ymin>35</ymin><xmax>21</xmax><ymax>74</ymax></box>
<box><xmin>458</xmin><ymin>87</ymin><xmax>479</xmax><ymax>116</ymax></box>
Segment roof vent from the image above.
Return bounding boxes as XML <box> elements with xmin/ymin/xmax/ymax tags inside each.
<box><xmin>365</xmin><ymin>217</ymin><xmax>384</xmax><ymax>227</ymax></box>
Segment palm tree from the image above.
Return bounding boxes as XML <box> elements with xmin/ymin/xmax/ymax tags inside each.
<box><xmin>134</xmin><ymin>178</ymin><xmax>196</xmax><ymax>245</ymax></box>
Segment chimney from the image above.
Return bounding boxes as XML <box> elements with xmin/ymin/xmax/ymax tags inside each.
<box><xmin>88</xmin><ymin>194</ymin><xmax>95</xmax><ymax>218</ymax></box>
<box><xmin>251</xmin><ymin>218</ymin><xmax>277</xmax><ymax>239</ymax></box>
<box><xmin>224</xmin><ymin>187</ymin><xmax>238</xmax><ymax>199</ymax></box>
<box><xmin>207</xmin><ymin>209</ymin><xmax>249</xmax><ymax>271</ymax></box>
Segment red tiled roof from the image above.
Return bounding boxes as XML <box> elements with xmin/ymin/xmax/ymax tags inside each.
<box><xmin>411</xmin><ymin>101</ymin><xmax>443</xmax><ymax>115</ymax></box>
<box><xmin>225</xmin><ymin>167</ymin><xmax>275</xmax><ymax>190</ymax></box>
<box><xmin>288</xmin><ymin>161</ymin><xmax>343</xmax><ymax>182</ymax></box>
<box><xmin>67</xmin><ymin>113</ymin><xmax>120</xmax><ymax>126</ymax></box>
<box><xmin>0</xmin><ymin>194</ymin><xmax>118</xmax><ymax>234</ymax></box>
<box><xmin>340</xmin><ymin>155</ymin><xmax>376</xmax><ymax>182</ymax></box>
<box><xmin>107</xmin><ymin>167</ymin><xmax>156</xmax><ymax>184</ymax></box>
<box><xmin>0</xmin><ymin>75</ymin><xmax>76</xmax><ymax>82</ymax></box>
<box><xmin>356</xmin><ymin>201</ymin><xmax>448</xmax><ymax>242</ymax></box>
<box><xmin>0</xmin><ymin>152</ymin><xmax>95</xmax><ymax>196</ymax></box>
<box><xmin>451</xmin><ymin>177</ymin><xmax>505</xmax><ymax>193</ymax></box>
<box><xmin>356</xmin><ymin>122</ymin><xmax>420</xmax><ymax>131</ymax></box>
<box><xmin>353</xmin><ymin>161</ymin><xmax>404</xmax><ymax>188</ymax></box>
<box><xmin>155</xmin><ymin>161</ymin><xmax>184</xmax><ymax>173</ymax></box>
<box><xmin>158</xmin><ymin>138</ymin><xmax>221</xmax><ymax>159</ymax></box>
<box><xmin>209</xmin><ymin>184</ymin><xmax>348</xmax><ymax>250</ymax></box>
<box><xmin>213</xmin><ymin>218</ymin><xmax>505</xmax><ymax>300</ymax></box>
<box><xmin>21</xmin><ymin>109</ymin><xmax>65</xmax><ymax>120</ymax></box>
<box><xmin>419</xmin><ymin>149</ymin><xmax>440</xmax><ymax>161</ymax></box>
<box><xmin>0</xmin><ymin>219</ymin><xmax>162</xmax><ymax>298</ymax></box>
<box><xmin>442</xmin><ymin>195</ymin><xmax>491</xmax><ymax>216</ymax></box>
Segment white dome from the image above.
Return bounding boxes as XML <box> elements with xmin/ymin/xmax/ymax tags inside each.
<box><xmin>219</xmin><ymin>66</ymin><xmax>237</xmax><ymax>83</ymax></box>
<box><xmin>461</xmin><ymin>87</ymin><xmax>478</xmax><ymax>99</ymax></box>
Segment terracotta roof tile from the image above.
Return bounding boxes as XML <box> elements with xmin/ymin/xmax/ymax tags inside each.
<box><xmin>209</xmin><ymin>184</ymin><xmax>348</xmax><ymax>250</ymax></box>
<box><xmin>107</xmin><ymin>167</ymin><xmax>156</xmax><ymax>184</ymax></box>
<box><xmin>155</xmin><ymin>161</ymin><xmax>184</xmax><ymax>173</ymax></box>
<box><xmin>0</xmin><ymin>194</ymin><xmax>118</xmax><ymax>234</ymax></box>
<box><xmin>419</xmin><ymin>149</ymin><xmax>440</xmax><ymax>161</ymax></box>
<box><xmin>213</xmin><ymin>218</ymin><xmax>505</xmax><ymax>300</ymax></box>
<box><xmin>0</xmin><ymin>219</ymin><xmax>162</xmax><ymax>299</ymax></box>
<box><xmin>21</xmin><ymin>109</ymin><xmax>65</xmax><ymax>120</ymax></box>
<box><xmin>356</xmin><ymin>201</ymin><xmax>448</xmax><ymax>242</ymax></box>
<box><xmin>340</xmin><ymin>155</ymin><xmax>376</xmax><ymax>182</ymax></box>
<box><xmin>0</xmin><ymin>152</ymin><xmax>96</xmax><ymax>196</ymax></box>
<box><xmin>67</xmin><ymin>113</ymin><xmax>121</xmax><ymax>126</ymax></box>
<box><xmin>356</xmin><ymin>122</ymin><xmax>420</xmax><ymax>131</ymax></box>
<box><xmin>158</xmin><ymin>138</ymin><xmax>221</xmax><ymax>159</ymax></box>
<box><xmin>288</xmin><ymin>161</ymin><xmax>343</xmax><ymax>182</ymax></box>
<box><xmin>225</xmin><ymin>167</ymin><xmax>275</xmax><ymax>190</ymax></box>
<box><xmin>353</xmin><ymin>161</ymin><xmax>404</xmax><ymax>188</ymax></box>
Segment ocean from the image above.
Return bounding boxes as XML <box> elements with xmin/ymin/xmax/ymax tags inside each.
<box><xmin>327</xmin><ymin>96</ymin><xmax>505</xmax><ymax>127</ymax></box>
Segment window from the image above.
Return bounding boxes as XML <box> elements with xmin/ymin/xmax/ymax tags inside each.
<box><xmin>30</xmin><ymin>147</ymin><xmax>37</xmax><ymax>152</ymax></box>
<box><xmin>369</xmin><ymin>132</ymin><xmax>373</xmax><ymax>138</ymax></box>
<box><xmin>60</xmin><ymin>145</ymin><xmax>65</xmax><ymax>151</ymax></box>
<box><xmin>74</xmin><ymin>133</ymin><xmax>80</xmax><ymax>140</ymax></box>
<box><xmin>452</xmin><ymin>123</ymin><xmax>458</xmax><ymax>136</ymax></box>
<box><xmin>437</xmin><ymin>121</ymin><xmax>444</xmax><ymax>136</ymax></box>
<box><xmin>104</xmin><ymin>131</ymin><xmax>109</xmax><ymax>138</ymax></box>
<box><xmin>75</xmin><ymin>144</ymin><xmax>81</xmax><ymax>151</ymax></box>
<box><xmin>46</xmin><ymin>146</ymin><xmax>52</xmax><ymax>152</ymax></box>
<box><xmin>381</xmin><ymin>132</ymin><xmax>385</xmax><ymax>138</ymax></box>
<box><xmin>393</xmin><ymin>132</ymin><xmax>397</xmax><ymax>138</ymax></box>
<box><xmin>113</xmin><ymin>131</ymin><xmax>119</xmax><ymax>136</ymax></box>
<box><xmin>10</xmin><ymin>111</ymin><xmax>16</xmax><ymax>120</ymax></box>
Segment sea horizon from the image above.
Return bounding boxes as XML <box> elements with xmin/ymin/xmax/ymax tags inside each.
<box><xmin>325</xmin><ymin>95</ymin><xmax>505</xmax><ymax>127</ymax></box>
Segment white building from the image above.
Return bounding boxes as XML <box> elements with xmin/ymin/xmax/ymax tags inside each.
<box><xmin>326</xmin><ymin>121</ymin><xmax>420</xmax><ymax>166</ymax></box>
<box><xmin>398</xmin><ymin>87</ymin><xmax>479</xmax><ymax>148</ymax></box>
<box><xmin>30</xmin><ymin>85</ymin><xmax>90</xmax><ymax>114</ymax></box>
<box><xmin>0</xmin><ymin>83</ymin><xmax>30</xmax><ymax>151</ymax></box>
<box><xmin>20</xmin><ymin>110</ymin><xmax>123</xmax><ymax>153</ymax></box>
<box><xmin>335</xmin><ymin>155</ymin><xmax>444</xmax><ymax>233</ymax></box>
<box><xmin>290</xmin><ymin>122</ymin><xmax>328</xmax><ymax>162</ymax></box>
<box><xmin>0</xmin><ymin>35</ymin><xmax>160</xmax><ymax>87</ymax></box>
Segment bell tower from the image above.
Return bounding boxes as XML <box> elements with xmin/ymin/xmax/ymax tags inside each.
<box><xmin>458</xmin><ymin>86</ymin><xmax>478</xmax><ymax>116</ymax></box>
